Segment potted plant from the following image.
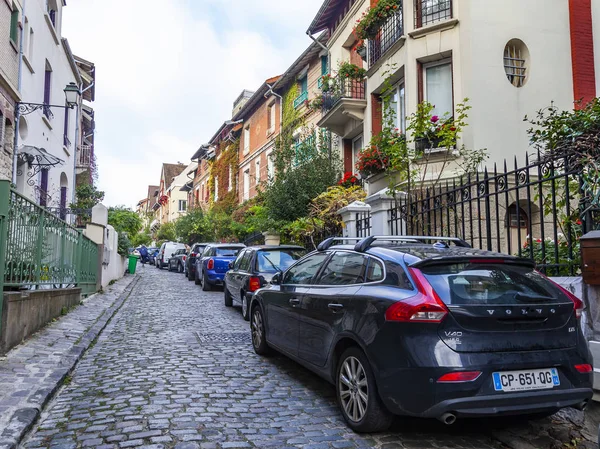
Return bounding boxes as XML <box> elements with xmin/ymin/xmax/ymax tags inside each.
<box><xmin>355</xmin><ymin>42</ymin><xmax>367</xmax><ymax>62</ymax></box>
<box><xmin>354</xmin><ymin>0</ymin><xmax>402</xmax><ymax>41</ymax></box>
<box><xmin>338</xmin><ymin>172</ymin><xmax>361</xmax><ymax>188</ymax></box>
<box><xmin>338</xmin><ymin>61</ymin><xmax>367</xmax><ymax>80</ymax></box>
<box><xmin>356</xmin><ymin>145</ymin><xmax>390</xmax><ymax>178</ymax></box>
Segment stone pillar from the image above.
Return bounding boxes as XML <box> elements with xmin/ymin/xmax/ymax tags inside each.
<box><xmin>365</xmin><ymin>188</ymin><xmax>404</xmax><ymax>236</ymax></box>
<box><xmin>338</xmin><ymin>201</ymin><xmax>371</xmax><ymax>238</ymax></box>
<box><xmin>263</xmin><ymin>232</ymin><xmax>281</xmax><ymax>246</ymax></box>
<box><xmin>91</xmin><ymin>203</ymin><xmax>108</xmax><ymax>227</ymax></box>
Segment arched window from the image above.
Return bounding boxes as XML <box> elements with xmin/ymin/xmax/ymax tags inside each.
<box><xmin>507</xmin><ymin>205</ymin><xmax>528</xmax><ymax>228</ymax></box>
<box><xmin>47</xmin><ymin>0</ymin><xmax>59</xmax><ymax>27</ymax></box>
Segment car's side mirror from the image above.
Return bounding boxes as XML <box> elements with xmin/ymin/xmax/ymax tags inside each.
<box><xmin>271</xmin><ymin>273</ymin><xmax>282</xmax><ymax>285</ymax></box>
<box><xmin>228</xmin><ymin>262</ymin><xmax>233</xmax><ymax>270</ymax></box>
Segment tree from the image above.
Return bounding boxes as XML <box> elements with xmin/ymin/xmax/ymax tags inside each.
<box><xmin>156</xmin><ymin>222</ymin><xmax>177</xmax><ymax>246</ymax></box>
<box><xmin>131</xmin><ymin>231</ymin><xmax>152</xmax><ymax>247</ymax></box>
<box><xmin>175</xmin><ymin>208</ymin><xmax>209</xmax><ymax>244</ymax></box>
<box><xmin>108</xmin><ymin>206</ymin><xmax>143</xmax><ymax>238</ymax></box>
<box><xmin>70</xmin><ymin>183</ymin><xmax>105</xmax><ymax>223</ymax></box>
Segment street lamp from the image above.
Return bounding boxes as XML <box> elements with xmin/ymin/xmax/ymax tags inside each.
<box><xmin>16</xmin><ymin>82</ymin><xmax>82</xmax><ymax>118</ymax></box>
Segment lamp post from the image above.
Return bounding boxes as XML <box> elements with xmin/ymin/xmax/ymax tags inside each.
<box><xmin>12</xmin><ymin>83</ymin><xmax>82</xmax><ymax>184</ymax></box>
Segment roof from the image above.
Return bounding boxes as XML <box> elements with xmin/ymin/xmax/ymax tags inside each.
<box><xmin>233</xmin><ymin>89</ymin><xmax>255</xmax><ymax>108</ymax></box>
<box><xmin>272</xmin><ymin>34</ymin><xmax>329</xmax><ymax>92</ymax></box>
<box><xmin>147</xmin><ymin>185</ymin><xmax>159</xmax><ymax>199</ymax></box>
<box><xmin>231</xmin><ymin>75</ymin><xmax>282</xmax><ymax>122</ymax></box>
<box><xmin>74</xmin><ymin>55</ymin><xmax>96</xmax><ymax>102</ymax></box>
<box><xmin>162</xmin><ymin>163</ymin><xmax>187</xmax><ymax>189</ymax></box>
<box><xmin>207</xmin><ymin>243</ymin><xmax>246</xmax><ymax>248</ymax></box>
<box><xmin>246</xmin><ymin>245</ymin><xmax>306</xmax><ymax>250</ymax></box>
<box><xmin>61</xmin><ymin>39</ymin><xmax>83</xmax><ymax>87</ymax></box>
<box><xmin>308</xmin><ymin>0</ymin><xmax>344</xmax><ymax>34</ymax></box>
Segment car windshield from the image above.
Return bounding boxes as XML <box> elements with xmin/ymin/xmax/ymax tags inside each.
<box><xmin>420</xmin><ymin>262</ymin><xmax>570</xmax><ymax>306</ymax></box>
<box><xmin>257</xmin><ymin>249</ymin><xmax>305</xmax><ymax>272</ymax></box>
<box><xmin>215</xmin><ymin>247</ymin><xmax>243</xmax><ymax>257</ymax></box>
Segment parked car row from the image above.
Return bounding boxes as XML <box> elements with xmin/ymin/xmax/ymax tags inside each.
<box><xmin>245</xmin><ymin>236</ymin><xmax>593</xmax><ymax>433</ymax></box>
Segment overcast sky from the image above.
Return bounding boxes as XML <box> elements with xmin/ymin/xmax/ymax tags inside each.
<box><xmin>62</xmin><ymin>0</ymin><xmax>324</xmax><ymax>208</ymax></box>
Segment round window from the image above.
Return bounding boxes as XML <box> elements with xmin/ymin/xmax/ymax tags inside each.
<box><xmin>19</xmin><ymin>116</ymin><xmax>28</xmax><ymax>140</ymax></box>
<box><xmin>503</xmin><ymin>39</ymin><xmax>529</xmax><ymax>88</ymax></box>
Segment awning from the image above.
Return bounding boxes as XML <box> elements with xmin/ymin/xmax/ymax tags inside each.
<box><xmin>17</xmin><ymin>146</ymin><xmax>65</xmax><ymax>180</ymax></box>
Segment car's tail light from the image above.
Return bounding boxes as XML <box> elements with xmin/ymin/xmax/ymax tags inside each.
<box><xmin>437</xmin><ymin>371</ymin><xmax>482</xmax><ymax>383</ymax></box>
<box><xmin>249</xmin><ymin>277</ymin><xmax>261</xmax><ymax>292</ymax></box>
<box><xmin>538</xmin><ymin>272</ymin><xmax>584</xmax><ymax>319</ymax></box>
<box><xmin>207</xmin><ymin>259</ymin><xmax>214</xmax><ymax>270</ymax></box>
<box><xmin>575</xmin><ymin>364</ymin><xmax>593</xmax><ymax>373</ymax></box>
<box><xmin>385</xmin><ymin>268</ymin><xmax>448</xmax><ymax>323</ymax></box>
<box><xmin>191</xmin><ymin>252</ymin><xmax>196</xmax><ymax>258</ymax></box>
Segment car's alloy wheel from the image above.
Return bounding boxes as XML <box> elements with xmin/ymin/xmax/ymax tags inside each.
<box><xmin>339</xmin><ymin>356</ymin><xmax>369</xmax><ymax>423</ymax></box>
<box><xmin>251</xmin><ymin>307</ymin><xmax>269</xmax><ymax>355</ymax></box>
<box><xmin>242</xmin><ymin>295</ymin><xmax>249</xmax><ymax>321</ymax></box>
<box><xmin>336</xmin><ymin>348</ymin><xmax>393</xmax><ymax>433</ymax></box>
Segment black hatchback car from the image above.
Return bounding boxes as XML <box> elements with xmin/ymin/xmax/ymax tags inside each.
<box><xmin>224</xmin><ymin>245</ymin><xmax>305</xmax><ymax>321</ymax></box>
<box><xmin>249</xmin><ymin>236</ymin><xmax>593</xmax><ymax>433</ymax></box>
<box><xmin>186</xmin><ymin>243</ymin><xmax>212</xmax><ymax>282</ymax></box>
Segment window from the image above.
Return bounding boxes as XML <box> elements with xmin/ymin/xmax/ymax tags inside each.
<box><xmin>201</xmin><ymin>182</ymin><xmax>205</xmax><ymax>202</ymax></box>
<box><xmin>415</xmin><ymin>0</ymin><xmax>452</xmax><ymax>28</ymax></box>
<box><xmin>178</xmin><ymin>200</ymin><xmax>187</xmax><ymax>212</ymax></box>
<box><xmin>63</xmin><ymin>104</ymin><xmax>69</xmax><ymax>147</ymax></box>
<box><xmin>507</xmin><ymin>205</ymin><xmax>528</xmax><ymax>228</ymax></box>
<box><xmin>215</xmin><ymin>247</ymin><xmax>243</xmax><ymax>257</ymax></box>
<box><xmin>283</xmin><ymin>253</ymin><xmax>329</xmax><ymax>285</ymax></box>
<box><xmin>424</xmin><ymin>61</ymin><xmax>452</xmax><ymax>118</ymax></box>
<box><xmin>316</xmin><ymin>252</ymin><xmax>368</xmax><ymax>285</ymax></box>
<box><xmin>300</xmin><ymin>75</ymin><xmax>308</xmax><ymax>94</ymax></box>
<box><xmin>267</xmin><ymin>102</ymin><xmax>276</xmax><ymax>134</ymax></box>
<box><xmin>239</xmin><ymin>250</ymin><xmax>253</xmax><ymax>272</ymax></box>
<box><xmin>267</xmin><ymin>151</ymin><xmax>275</xmax><ymax>180</ymax></box>
<box><xmin>27</xmin><ymin>26</ymin><xmax>34</xmax><ymax>60</ymax></box>
<box><xmin>39</xmin><ymin>169</ymin><xmax>49</xmax><ymax>207</ymax></box>
<box><xmin>243</xmin><ymin>169</ymin><xmax>250</xmax><ymax>201</ymax></box>
<box><xmin>43</xmin><ymin>62</ymin><xmax>52</xmax><ymax>118</ymax></box>
<box><xmin>504</xmin><ymin>39</ymin><xmax>529</xmax><ymax>88</ymax></box>
<box><xmin>321</xmin><ymin>55</ymin><xmax>329</xmax><ymax>76</ymax></box>
<box><xmin>365</xmin><ymin>259</ymin><xmax>385</xmax><ymax>282</ymax></box>
<box><xmin>214</xmin><ymin>176</ymin><xmax>219</xmax><ymax>201</ymax></box>
<box><xmin>228</xmin><ymin>168</ymin><xmax>233</xmax><ymax>192</ymax></box>
<box><xmin>47</xmin><ymin>0</ymin><xmax>58</xmax><ymax>28</ymax></box>
<box><xmin>233</xmin><ymin>250</ymin><xmax>247</xmax><ymax>270</ymax></box>
<box><xmin>387</xmin><ymin>82</ymin><xmax>406</xmax><ymax>134</ymax></box>
<box><xmin>243</xmin><ymin>125</ymin><xmax>250</xmax><ymax>154</ymax></box>
<box><xmin>0</xmin><ymin>111</ymin><xmax>4</xmax><ymax>152</ymax></box>
<box><xmin>257</xmin><ymin>249</ymin><xmax>305</xmax><ymax>273</ymax></box>
<box><xmin>10</xmin><ymin>4</ymin><xmax>19</xmax><ymax>45</ymax></box>
<box><xmin>255</xmin><ymin>159</ymin><xmax>260</xmax><ymax>184</ymax></box>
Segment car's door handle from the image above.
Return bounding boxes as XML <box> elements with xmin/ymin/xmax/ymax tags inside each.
<box><xmin>289</xmin><ymin>298</ymin><xmax>301</xmax><ymax>307</ymax></box>
<box><xmin>328</xmin><ymin>303</ymin><xmax>344</xmax><ymax>312</ymax></box>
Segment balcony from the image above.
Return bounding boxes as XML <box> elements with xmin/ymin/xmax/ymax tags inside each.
<box><xmin>368</xmin><ymin>9</ymin><xmax>404</xmax><ymax>67</ymax></box>
<box><xmin>77</xmin><ymin>145</ymin><xmax>93</xmax><ymax>169</ymax></box>
<box><xmin>414</xmin><ymin>0</ymin><xmax>452</xmax><ymax>28</ymax></box>
<box><xmin>293</xmin><ymin>91</ymin><xmax>309</xmax><ymax>109</ymax></box>
<box><xmin>317</xmin><ymin>77</ymin><xmax>367</xmax><ymax>138</ymax></box>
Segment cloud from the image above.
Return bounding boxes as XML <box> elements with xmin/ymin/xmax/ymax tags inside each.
<box><xmin>62</xmin><ymin>0</ymin><xmax>324</xmax><ymax>208</ymax></box>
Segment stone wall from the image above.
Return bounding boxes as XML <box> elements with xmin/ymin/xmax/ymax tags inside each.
<box><xmin>0</xmin><ymin>287</ymin><xmax>82</xmax><ymax>354</ymax></box>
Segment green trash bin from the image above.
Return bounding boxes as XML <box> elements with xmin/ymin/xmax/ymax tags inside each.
<box><xmin>128</xmin><ymin>255</ymin><xmax>139</xmax><ymax>274</ymax></box>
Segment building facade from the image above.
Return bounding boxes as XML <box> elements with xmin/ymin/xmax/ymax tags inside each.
<box><xmin>308</xmin><ymin>0</ymin><xmax>599</xmax><ymax>194</ymax></box>
<box><xmin>156</xmin><ymin>163</ymin><xmax>187</xmax><ymax>225</ymax></box>
<box><xmin>14</xmin><ymin>0</ymin><xmax>81</xmax><ymax>220</ymax></box>
<box><xmin>0</xmin><ymin>0</ymin><xmax>21</xmax><ymax>182</ymax></box>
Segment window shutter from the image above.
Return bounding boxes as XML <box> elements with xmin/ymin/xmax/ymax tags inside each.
<box><xmin>301</xmin><ymin>76</ymin><xmax>308</xmax><ymax>94</ymax></box>
<box><xmin>321</xmin><ymin>56</ymin><xmax>328</xmax><ymax>75</ymax></box>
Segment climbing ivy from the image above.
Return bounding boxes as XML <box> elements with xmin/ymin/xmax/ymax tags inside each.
<box><xmin>208</xmin><ymin>139</ymin><xmax>240</xmax><ymax>213</ymax></box>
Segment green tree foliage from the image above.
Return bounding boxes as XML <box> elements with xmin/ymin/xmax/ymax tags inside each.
<box><xmin>108</xmin><ymin>206</ymin><xmax>143</xmax><ymax>238</ymax></box>
<box><xmin>117</xmin><ymin>233</ymin><xmax>131</xmax><ymax>257</ymax></box>
<box><xmin>70</xmin><ymin>183</ymin><xmax>105</xmax><ymax>223</ymax></box>
<box><xmin>175</xmin><ymin>208</ymin><xmax>210</xmax><ymax>244</ymax></box>
<box><xmin>131</xmin><ymin>231</ymin><xmax>152</xmax><ymax>247</ymax></box>
<box><xmin>156</xmin><ymin>222</ymin><xmax>177</xmax><ymax>246</ymax></box>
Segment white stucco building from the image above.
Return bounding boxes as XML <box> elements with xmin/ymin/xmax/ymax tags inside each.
<box><xmin>13</xmin><ymin>0</ymin><xmax>81</xmax><ymax>220</ymax></box>
<box><xmin>308</xmin><ymin>0</ymin><xmax>599</xmax><ymax>192</ymax></box>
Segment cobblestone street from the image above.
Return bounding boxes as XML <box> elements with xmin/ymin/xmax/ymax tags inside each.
<box><xmin>19</xmin><ymin>267</ymin><xmax>596</xmax><ymax>449</ymax></box>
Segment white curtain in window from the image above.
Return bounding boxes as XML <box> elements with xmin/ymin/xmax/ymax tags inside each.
<box><xmin>426</xmin><ymin>63</ymin><xmax>452</xmax><ymax>117</ymax></box>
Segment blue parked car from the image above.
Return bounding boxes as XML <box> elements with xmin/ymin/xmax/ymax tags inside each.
<box><xmin>196</xmin><ymin>243</ymin><xmax>245</xmax><ymax>291</ymax></box>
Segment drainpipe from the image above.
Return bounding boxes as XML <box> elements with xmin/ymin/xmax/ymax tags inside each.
<box><xmin>71</xmin><ymin>96</ymin><xmax>80</xmax><ymax>219</ymax></box>
<box><xmin>12</xmin><ymin>0</ymin><xmax>27</xmax><ymax>185</ymax></box>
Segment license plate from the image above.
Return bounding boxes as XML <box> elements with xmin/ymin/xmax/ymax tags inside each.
<box><xmin>492</xmin><ymin>368</ymin><xmax>560</xmax><ymax>392</ymax></box>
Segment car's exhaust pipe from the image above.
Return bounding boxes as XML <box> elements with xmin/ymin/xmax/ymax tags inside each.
<box><xmin>574</xmin><ymin>400</ymin><xmax>589</xmax><ymax>411</ymax></box>
<box><xmin>438</xmin><ymin>413</ymin><xmax>457</xmax><ymax>425</ymax></box>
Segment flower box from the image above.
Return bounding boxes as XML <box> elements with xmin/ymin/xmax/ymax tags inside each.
<box><xmin>415</xmin><ymin>136</ymin><xmax>444</xmax><ymax>152</ymax></box>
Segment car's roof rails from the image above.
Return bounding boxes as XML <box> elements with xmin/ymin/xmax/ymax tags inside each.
<box><xmin>354</xmin><ymin>235</ymin><xmax>471</xmax><ymax>252</ymax></box>
<box><xmin>317</xmin><ymin>237</ymin><xmax>363</xmax><ymax>252</ymax></box>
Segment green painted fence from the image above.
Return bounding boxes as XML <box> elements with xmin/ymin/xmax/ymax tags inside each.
<box><xmin>0</xmin><ymin>180</ymin><xmax>99</xmax><ymax>304</ymax></box>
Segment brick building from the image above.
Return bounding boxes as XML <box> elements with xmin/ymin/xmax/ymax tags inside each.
<box><xmin>0</xmin><ymin>0</ymin><xmax>22</xmax><ymax>181</ymax></box>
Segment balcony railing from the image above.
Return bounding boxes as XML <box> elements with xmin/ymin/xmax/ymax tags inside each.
<box><xmin>321</xmin><ymin>78</ymin><xmax>366</xmax><ymax>115</ymax></box>
<box><xmin>414</xmin><ymin>0</ymin><xmax>452</xmax><ymax>28</ymax></box>
<box><xmin>368</xmin><ymin>9</ymin><xmax>403</xmax><ymax>67</ymax></box>
<box><xmin>77</xmin><ymin>145</ymin><xmax>92</xmax><ymax>168</ymax></box>
<box><xmin>293</xmin><ymin>91</ymin><xmax>309</xmax><ymax>109</ymax></box>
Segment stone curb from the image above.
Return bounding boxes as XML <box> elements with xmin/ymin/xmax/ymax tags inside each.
<box><xmin>0</xmin><ymin>275</ymin><xmax>140</xmax><ymax>449</ymax></box>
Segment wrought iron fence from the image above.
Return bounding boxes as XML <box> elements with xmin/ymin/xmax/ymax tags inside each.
<box><xmin>356</xmin><ymin>211</ymin><xmax>372</xmax><ymax>238</ymax></box>
<box><xmin>322</xmin><ymin>78</ymin><xmax>366</xmax><ymax>116</ymax></box>
<box><xmin>414</xmin><ymin>0</ymin><xmax>452</xmax><ymax>28</ymax></box>
<box><xmin>387</xmin><ymin>152</ymin><xmax>599</xmax><ymax>276</ymax></box>
<box><xmin>0</xmin><ymin>180</ymin><xmax>99</xmax><ymax>297</ymax></box>
<box><xmin>368</xmin><ymin>9</ymin><xmax>404</xmax><ymax>67</ymax></box>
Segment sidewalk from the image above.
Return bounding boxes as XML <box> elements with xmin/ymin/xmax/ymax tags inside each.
<box><xmin>0</xmin><ymin>275</ymin><xmax>139</xmax><ymax>449</ymax></box>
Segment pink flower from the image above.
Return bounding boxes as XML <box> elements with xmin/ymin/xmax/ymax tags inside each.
<box><xmin>431</xmin><ymin>116</ymin><xmax>439</xmax><ymax>123</ymax></box>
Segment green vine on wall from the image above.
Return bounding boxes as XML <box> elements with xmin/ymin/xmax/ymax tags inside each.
<box><xmin>208</xmin><ymin>139</ymin><xmax>240</xmax><ymax>212</ymax></box>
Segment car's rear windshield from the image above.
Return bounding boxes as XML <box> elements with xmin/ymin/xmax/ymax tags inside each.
<box><xmin>420</xmin><ymin>262</ymin><xmax>570</xmax><ymax>306</ymax></box>
<box><xmin>215</xmin><ymin>247</ymin><xmax>242</xmax><ymax>257</ymax></box>
<box><xmin>257</xmin><ymin>249</ymin><xmax>306</xmax><ymax>272</ymax></box>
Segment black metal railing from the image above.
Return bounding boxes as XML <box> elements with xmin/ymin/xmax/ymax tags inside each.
<box><xmin>414</xmin><ymin>0</ymin><xmax>452</xmax><ymax>28</ymax></box>
<box><xmin>322</xmin><ymin>78</ymin><xmax>366</xmax><ymax>115</ymax></box>
<box><xmin>368</xmin><ymin>9</ymin><xmax>403</xmax><ymax>67</ymax></box>
<box><xmin>387</xmin><ymin>151</ymin><xmax>600</xmax><ymax>276</ymax></box>
<box><xmin>356</xmin><ymin>211</ymin><xmax>372</xmax><ymax>238</ymax></box>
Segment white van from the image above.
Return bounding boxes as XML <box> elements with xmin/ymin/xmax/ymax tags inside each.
<box><xmin>156</xmin><ymin>242</ymin><xmax>186</xmax><ymax>269</ymax></box>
